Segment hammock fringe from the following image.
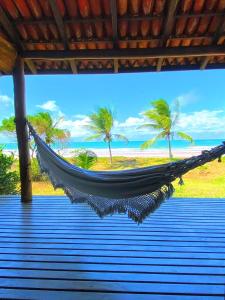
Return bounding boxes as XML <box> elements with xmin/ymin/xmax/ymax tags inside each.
<box><xmin>37</xmin><ymin>152</ymin><xmax>174</xmax><ymax>223</ymax></box>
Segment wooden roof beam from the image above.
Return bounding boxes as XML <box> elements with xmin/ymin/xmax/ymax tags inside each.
<box><xmin>23</xmin><ymin>45</ymin><xmax>225</xmax><ymax>60</ymax></box>
<box><xmin>48</xmin><ymin>0</ymin><xmax>75</xmax><ymax>74</ymax></box>
<box><xmin>0</xmin><ymin>6</ymin><xmax>36</xmax><ymax>74</ymax></box>
<box><xmin>110</xmin><ymin>0</ymin><xmax>118</xmax><ymax>41</ymax></box>
<box><xmin>157</xmin><ymin>0</ymin><xmax>179</xmax><ymax>72</ymax></box>
<box><xmin>110</xmin><ymin>0</ymin><xmax>119</xmax><ymax>73</ymax></box>
<box><xmin>49</xmin><ymin>0</ymin><xmax>67</xmax><ymax>48</ymax></box>
<box><xmin>200</xmin><ymin>17</ymin><xmax>225</xmax><ymax>70</ymax></box>
<box><xmin>13</xmin><ymin>12</ymin><xmax>225</xmax><ymax>25</ymax></box>
<box><xmin>69</xmin><ymin>60</ymin><xmax>77</xmax><ymax>74</ymax></box>
<box><xmin>23</xmin><ymin>34</ymin><xmax>224</xmax><ymax>46</ymax></box>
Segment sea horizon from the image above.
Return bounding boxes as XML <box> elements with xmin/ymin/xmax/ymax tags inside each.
<box><xmin>1</xmin><ymin>138</ymin><xmax>224</xmax><ymax>151</ymax></box>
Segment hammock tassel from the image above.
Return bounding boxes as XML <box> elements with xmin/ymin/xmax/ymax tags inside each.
<box><xmin>178</xmin><ymin>176</ymin><xmax>184</xmax><ymax>186</ymax></box>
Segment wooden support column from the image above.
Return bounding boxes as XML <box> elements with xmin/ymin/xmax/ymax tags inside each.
<box><xmin>13</xmin><ymin>56</ymin><xmax>32</xmax><ymax>202</ymax></box>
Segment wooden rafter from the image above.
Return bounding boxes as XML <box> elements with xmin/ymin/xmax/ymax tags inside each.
<box><xmin>23</xmin><ymin>34</ymin><xmax>223</xmax><ymax>46</ymax></box>
<box><xmin>200</xmin><ymin>17</ymin><xmax>225</xmax><ymax>70</ymax></box>
<box><xmin>0</xmin><ymin>6</ymin><xmax>36</xmax><ymax>74</ymax></box>
<box><xmin>13</xmin><ymin>12</ymin><xmax>225</xmax><ymax>25</ymax></box>
<box><xmin>48</xmin><ymin>0</ymin><xmax>76</xmax><ymax>74</ymax></box>
<box><xmin>69</xmin><ymin>60</ymin><xmax>77</xmax><ymax>74</ymax></box>
<box><xmin>23</xmin><ymin>45</ymin><xmax>225</xmax><ymax>60</ymax></box>
<box><xmin>156</xmin><ymin>0</ymin><xmax>179</xmax><ymax>72</ymax></box>
<box><xmin>110</xmin><ymin>0</ymin><xmax>118</xmax><ymax>73</ymax></box>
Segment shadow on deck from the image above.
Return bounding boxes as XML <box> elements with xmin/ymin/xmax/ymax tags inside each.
<box><xmin>0</xmin><ymin>196</ymin><xmax>224</xmax><ymax>299</ymax></box>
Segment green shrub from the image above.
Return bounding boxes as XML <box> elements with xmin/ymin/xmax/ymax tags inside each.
<box><xmin>31</xmin><ymin>158</ymin><xmax>48</xmax><ymax>182</ymax></box>
<box><xmin>0</xmin><ymin>148</ymin><xmax>19</xmax><ymax>195</ymax></box>
<box><xmin>72</xmin><ymin>149</ymin><xmax>97</xmax><ymax>170</ymax></box>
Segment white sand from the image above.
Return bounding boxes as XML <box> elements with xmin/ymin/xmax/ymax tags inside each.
<box><xmin>3</xmin><ymin>146</ymin><xmax>213</xmax><ymax>158</ymax></box>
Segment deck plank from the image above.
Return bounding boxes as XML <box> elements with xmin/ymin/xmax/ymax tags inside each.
<box><xmin>0</xmin><ymin>196</ymin><xmax>225</xmax><ymax>299</ymax></box>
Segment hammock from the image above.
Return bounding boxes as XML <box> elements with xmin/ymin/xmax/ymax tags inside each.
<box><xmin>28</xmin><ymin>123</ymin><xmax>225</xmax><ymax>223</ymax></box>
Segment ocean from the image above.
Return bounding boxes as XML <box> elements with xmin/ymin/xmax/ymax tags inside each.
<box><xmin>2</xmin><ymin>139</ymin><xmax>224</xmax><ymax>150</ymax></box>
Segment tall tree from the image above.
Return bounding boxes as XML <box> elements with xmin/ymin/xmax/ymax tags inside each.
<box><xmin>28</xmin><ymin>112</ymin><xmax>70</xmax><ymax>145</ymax></box>
<box><xmin>139</xmin><ymin>99</ymin><xmax>193</xmax><ymax>159</ymax></box>
<box><xmin>86</xmin><ymin>107</ymin><xmax>128</xmax><ymax>164</ymax></box>
<box><xmin>0</xmin><ymin>112</ymin><xmax>70</xmax><ymax>151</ymax></box>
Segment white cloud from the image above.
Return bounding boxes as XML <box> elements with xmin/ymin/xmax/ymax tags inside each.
<box><xmin>36</xmin><ymin>100</ymin><xmax>64</xmax><ymax>118</ymax></box>
<box><xmin>37</xmin><ymin>100</ymin><xmax>59</xmax><ymax>112</ymax></box>
<box><xmin>175</xmin><ymin>91</ymin><xmax>198</xmax><ymax>107</ymax></box>
<box><xmin>74</xmin><ymin>114</ymin><xmax>87</xmax><ymax>119</ymax></box>
<box><xmin>0</xmin><ymin>94</ymin><xmax>12</xmax><ymax>106</ymax></box>
<box><xmin>176</xmin><ymin>110</ymin><xmax>225</xmax><ymax>134</ymax></box>
<box><xmin>117</xmin><ymin>117</ymin><xmax>145</xmax><ymax>128</ymax></box>
<box><xmin>59</xmin><ymin>116</ymin><xmax>91</xmax><ymax>138</ymax></box>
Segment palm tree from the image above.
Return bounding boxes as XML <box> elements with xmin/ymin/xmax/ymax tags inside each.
<box><xmin>85</xmin><ymin>107</ymin><xmax>128</xmax><ymax>164</ymax></box>
<box><xmin>139</xmin><ymin>99</ymin><xmax>193</xmax><ymax>159</ymax></box>
<box><xmin>28</xmin><ymin>112</ymin><xmax>70</xmax><ymax>145</ymax></box>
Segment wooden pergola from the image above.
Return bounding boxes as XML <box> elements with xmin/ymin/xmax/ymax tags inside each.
<box><xmin>0</xmin><ymin>0</ymin><xmax>225</xmax><ymax>202</ymax></box>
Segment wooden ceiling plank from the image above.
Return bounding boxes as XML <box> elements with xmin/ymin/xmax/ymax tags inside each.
<box><xmin>0</xmin><ymin>6</ymin><xmax>36</xmax><ymax>74</ymax></box>
<box><xmin>157</xmin><ymin>0</ymin><xmax>179</xmax><ymax>71</ymax></box>
<box><xmin>0</xmin><ymin>6</ymin><xmax>23</xmax><ymax>52</ymax></box>
<box><xmin>23</xmin><ymin>45</ymin><xmax>225</xmax><ymax>60</ymax></box>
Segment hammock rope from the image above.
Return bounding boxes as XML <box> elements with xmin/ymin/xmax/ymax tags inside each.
<box><xmin>28</xmin><ymin>123</ymin><xmax>225</xmax><ymax>223</ymax></box>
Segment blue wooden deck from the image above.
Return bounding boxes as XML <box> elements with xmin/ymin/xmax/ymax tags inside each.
<box><xmin>0</xmin><ymin>196</ymin><xmax>224</xmax><ymax>299</ymax></box>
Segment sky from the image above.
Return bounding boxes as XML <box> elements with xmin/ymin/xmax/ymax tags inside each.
<box><xmin>0</xmin><ymin>69</ymin><xmax>225</xmax><ymax>142</ymax></box>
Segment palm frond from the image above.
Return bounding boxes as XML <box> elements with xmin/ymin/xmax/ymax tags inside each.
<box><xmin>113</xmin><ymin>134</ymin><xmax>129</xmax><ymax>143</ymax></box>
<box><xmin>140</xmin><ymin>132</ymin><xmax>164</xmax><ymax>150</ymax></box>
<box><xmin>138</xmin><ymin>123</ymin><xmax>161</xmax><ymax>130</ymax></box>
<box><xmin>172</xmin><ymin>99</ymin><xmax>180</xmax><ymax>126</ymax></box>
<box><xmin>140</xmin><ymin>138</ymin><xmax>157</xmax><ymax>150</ymax></box>
<box><xmin>177</xmin><ymin>131</ymin><xmax>194</xmax><ymax>143</ymax></box>
<box><xmin>85</xmin><ymin>134</ymin><xmax>103</xmax><ymax>141</ymax></box>
<box><xmin>151</xmin><ymin>99</ymin><xmax>171</xmax><ymax>118</ymax></box>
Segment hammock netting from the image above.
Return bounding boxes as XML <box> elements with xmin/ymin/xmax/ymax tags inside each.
<box><xmin>28</xmin><ymin>124</ymin><xmax>225</xmax><ymax>223</ymax></box>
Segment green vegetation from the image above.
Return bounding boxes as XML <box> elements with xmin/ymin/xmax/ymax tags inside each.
<box><xmin>30</xmin><ymin>159</ymin><xmax>48</xmax><ymax>182</ymax></box>
<box><xmin>0</xmin><ymin>148</ymin><xmax>19</xmax><ymax>195</ymax></box>
<box><xmin>140</xmin><ymin>99</ymin><xmax>193</xmax><ymax>158</ymax></box>
<box><xmin>0</xmin><ymin>116</ymin><xmax>16</xmax><ymax>135</ymax></box>
<box><xmin>72</xmin><ymin>149</ymin><xmax>97</xmax><ymax>169</ymax></box>
<box><xmin>15</xmin><ymin>156</ymin><xmax>225</xmax><ymax>198</ymax></box>
<box><xmin>86</xmin><ymin>107</ymin><xmax>128</xmax><ymax>164</ymax></box>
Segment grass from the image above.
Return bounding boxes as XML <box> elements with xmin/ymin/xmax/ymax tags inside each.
<box><xmin>31</xmin><ymin>156</ymin><xmax>225</xmax><ymax>198</ymax></box>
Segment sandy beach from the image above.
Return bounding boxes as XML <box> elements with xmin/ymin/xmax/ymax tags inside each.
<box><xmin>3</xmin><ymin>146</ymin><xmax>213</xmax><ymax>158</ymax></box>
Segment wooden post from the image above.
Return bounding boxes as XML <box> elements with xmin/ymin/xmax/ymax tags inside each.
<box><xmin>13</xmin><ymin>56</ymin><xmax>32</xmax><ymax>202</ymax></box>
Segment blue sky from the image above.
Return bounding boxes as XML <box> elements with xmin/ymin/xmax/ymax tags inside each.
<box><xmin>1</xmin><ymin>69</ymin><xmax>225</xmax><ymax>142</ymax></box>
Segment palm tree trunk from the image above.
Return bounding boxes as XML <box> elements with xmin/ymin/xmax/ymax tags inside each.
<box><xmin>108</xmin><ymin>141</ymin><xmax>113</xmax><ymax>164</ymax></box>
<box><xmin>168</xmin><ymin>135</ymin><xmax>173</xmax><ymax>160</ymax></box>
